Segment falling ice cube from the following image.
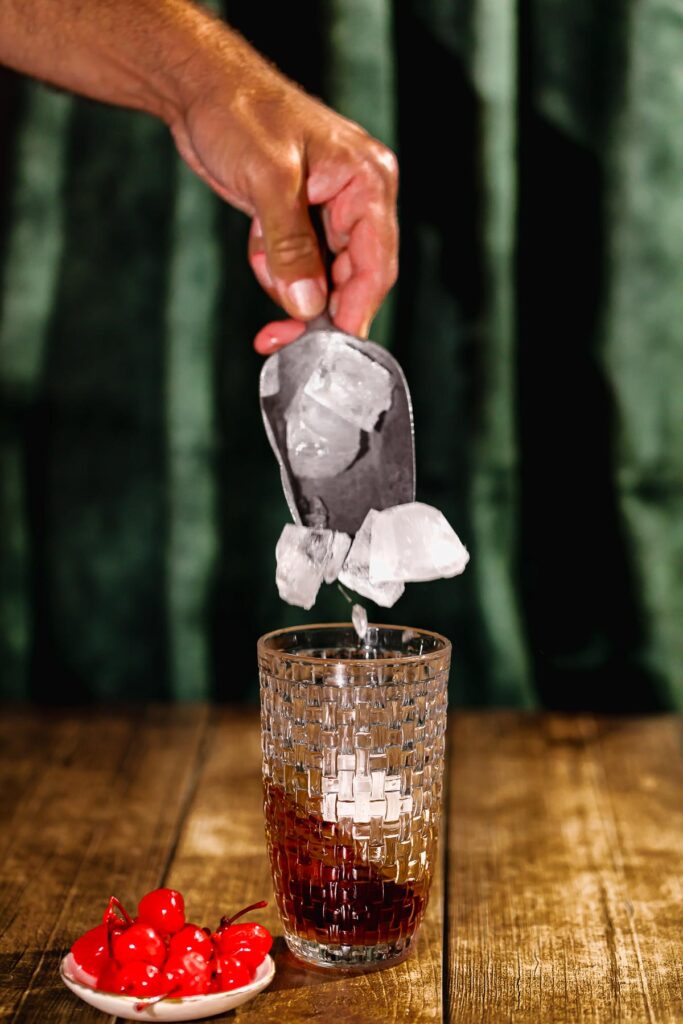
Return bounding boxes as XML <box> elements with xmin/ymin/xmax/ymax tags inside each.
<box><xmin>286</xmin><ymin>390</ymin><xmax>361</xmax><ymax>480</ymax></box>
<box><xmin>323</xmin><ymin>531</ymin><xmax>352</xmax><ymax>584</ymax></box>
<box><xmin>338</xmin><ymin>510</ymin><xmax>405</xmax><ymax>608</ymax></box>
<box><xmin>352</xmin><ymin>604</ymin><xmax>369</xmax><ymax>641</ymax></box>
<box><xmin>275</xmin><ymin>524</ymin><xmax>334</xmax><ymax>610</ymax></box>
<box><xmin>303</xmin><ymin>338</ymin><xmax>394</xmax><ymax>432</ymax></box>
<box><xmin>368</xmin><ymin>502</ymin><xmax>470</xmax><ymax>583</ymax></box>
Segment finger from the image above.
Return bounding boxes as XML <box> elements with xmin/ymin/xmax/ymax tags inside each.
<box><xmin>331</xmin><ymin>249</ymin><xmax>353</xmax><ymax>288</ymax></box>
<box><xmin>248</xmin><ymin>219</ymin><xmax>279</xmax><ymax>301</ymax></box>
<box><xmin>254</xmin><ymin>318</ymin><xmax>307</xmax><ymax>355</ymax></box>
<box><xmin>330</xmin><ymin>207</ymin><xmax>398</xmax><ymax>338</ymax></box>
<box><xmin>253</xmin><ymin>167</ymin><xmax>328</xmax><ymax>321</ymax></box>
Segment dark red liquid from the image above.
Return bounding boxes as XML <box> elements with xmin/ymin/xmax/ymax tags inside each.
<box><xmin>264</xmin><ymin>781</ymin><xmax>431</xmax><ymax>946</ymax></box>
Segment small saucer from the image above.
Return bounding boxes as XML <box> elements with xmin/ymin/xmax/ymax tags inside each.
<box><xmin>60</xmin><ymin>952</ymin><xmax>275</xmax><ymax>1021</ymax></box>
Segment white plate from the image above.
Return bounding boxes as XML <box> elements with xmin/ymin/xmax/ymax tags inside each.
<box><xmin>60</xmin><ymin>952</ymin><xmax>275</xmax><ymax>1021</ymax></box>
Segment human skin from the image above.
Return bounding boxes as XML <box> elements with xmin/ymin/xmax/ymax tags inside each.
<box><xmin>0</xmin><ymin>0</ymin><xmax>399</xmax><ymax>352</ymax></box>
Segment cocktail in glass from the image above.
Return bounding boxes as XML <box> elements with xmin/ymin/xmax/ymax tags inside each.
<box><xmin>258</xmin><ymin>623</ymin><xmax>450</xmax><ymax>968</ymax></box>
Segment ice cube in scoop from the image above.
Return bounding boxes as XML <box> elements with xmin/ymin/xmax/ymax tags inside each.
<box><xmin>276</xmin><ymin>524</ymin><xmax>334</xmax><ymax>609</ymax></box>
<box><xmin>338</xmin><ymin>510</ymin><xmax>405</xmax><ymax>608</ymax></box>
<box><xmin>368</xmin><ymin>502</ymin><xmax>470</xmax><ymax>583</ymax></box>
<box><xmin>303</xmin><ymin>338</ymin><xmax>394</xmax><ymax>432</ymax></box>
<box><xmin>286</xmin><ymin>390</ymin><xmax>360</xmax><ymax>480</ymax></box>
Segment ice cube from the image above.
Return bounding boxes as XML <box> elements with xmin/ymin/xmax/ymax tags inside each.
<box><xmin>338</xmin><ymin>510</ymin><xmax>405</xmax><ymax>608</ymax></box>
<box><xmin>368</xmin><ymin>502</ymin><xmax>470</xmax><ymax>583</ymax></box>
<box><xmin>303</xmin><ymin>338</ymin><xmax>394</xmax><ymax>432</ymax></box>
<box><xmin>286</xmin><ymin>390</ymin><xmax>360</xmax><ymax>480</ymax></box>
<box><xmin>323</xmin><ymin>531</ymin><xmax>352</xmax><ymax>584</ymax></box>
<box><xmin>276</xmin><ymin>524</ymin><xmax>334</xmax><ymax>609</ymax></box>
<box><xmin>352</xmin><ymin>604</ymin><xmax>369</xmax><ymax>641</ymax></box>
<box><xmin>260</xmin><ymin>353</ymin><xmax>280</xmax><ymax>397</ymax></box>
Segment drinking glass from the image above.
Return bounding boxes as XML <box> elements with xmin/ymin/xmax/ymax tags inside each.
<box><xmin>258</xmin><ymin>623</ymin><xmax>450</xmax><ymax>968</ymax></box>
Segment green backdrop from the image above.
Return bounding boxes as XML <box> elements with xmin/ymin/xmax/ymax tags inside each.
<box><xmin>1</xmin><ymin>1</ymin><xmax>681</xmax><ymax>709</ymax></box>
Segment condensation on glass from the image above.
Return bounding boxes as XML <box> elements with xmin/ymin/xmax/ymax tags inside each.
<box><xmin>258</xmin><ymin>623</ymin><xmax>450</xmax><ymax>968</ymax></box>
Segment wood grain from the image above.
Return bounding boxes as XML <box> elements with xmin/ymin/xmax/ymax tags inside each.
<box><xmin>1</xmin><ymin>707</ymin><xmax>681</xmax><ymax>1023</ymax></box>
<box><xmin>446</xmin><ymin>712</ymin><xmax>683</xmax><ymax>1024</ymax></box>
<box><xmin>0</xmin><ymin>705</ymin><xmax>209</xmax><ymax>1023</ymax></box>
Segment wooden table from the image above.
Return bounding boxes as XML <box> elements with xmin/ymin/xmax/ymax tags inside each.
<box><xmin>1</xmin><ymin>708</ymin><xmax>681</xmax><ymax>1023</ymax></box>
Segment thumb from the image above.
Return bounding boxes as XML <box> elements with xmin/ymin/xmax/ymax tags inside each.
<box><xmin>255</xmin><ymin>184</ymin><xmax>327</xmax><ymax>321</ymax></box>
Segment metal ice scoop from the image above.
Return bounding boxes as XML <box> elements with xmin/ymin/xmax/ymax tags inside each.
<box><xmin>259</xmin><ymin>314</ymin><xmax>415</xmax><ymax>536</ymax></box>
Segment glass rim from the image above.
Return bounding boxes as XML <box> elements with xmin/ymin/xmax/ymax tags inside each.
<box><xmin>257</xmin><ymin>622</ymin><xmax>451</xmax><ymax>666</ymax></box>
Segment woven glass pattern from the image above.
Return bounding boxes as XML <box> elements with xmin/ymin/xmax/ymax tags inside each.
<box><xmin>258</xmin><ymin>624</ymin><xmax>450</xmax><ymax>966</ymax></box>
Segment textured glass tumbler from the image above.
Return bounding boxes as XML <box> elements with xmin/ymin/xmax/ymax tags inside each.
<box><xmin>258</xmin><ymin>623</ymin><xmax>450</xmax><ymax>969</ymax></box>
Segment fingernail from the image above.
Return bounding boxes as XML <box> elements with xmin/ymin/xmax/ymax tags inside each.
<box><xmin>287</xmin><ymin>278</ymin><xmax>326</xmax><ymax>318</ymax></box>
<box><xmin>257</xmin><ymin>259</ymin><xmax>274</xmax><ymax>289</ymax></box>
<box><xmin>328</xmin><ymin>292</ymin><xmax>339</xmax><ymax>319</ymax></box>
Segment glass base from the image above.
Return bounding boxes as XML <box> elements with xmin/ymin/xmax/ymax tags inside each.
<box><xmin>284</xmin><ymin>931</ymin><xmax>416</xmax><ymax>969</ymax></box>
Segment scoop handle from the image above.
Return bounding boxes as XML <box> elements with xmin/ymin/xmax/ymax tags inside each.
<box><xmin>307</xmin><ymin>312</ymin><xmax>334</xmax><ymax>331</ymax></box>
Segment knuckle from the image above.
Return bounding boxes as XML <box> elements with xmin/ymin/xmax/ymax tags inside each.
<box><xmin>269</xmin><ymin>231</ymin><xmax>319</xmax><ymax>267</ymax></box>
<box><xmin>367</xmin><ymin>141</ymin><xmax>399</xmax><ymax>186</ymax></box>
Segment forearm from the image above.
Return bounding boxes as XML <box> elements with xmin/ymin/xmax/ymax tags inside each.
<box><xmin>0</xmin><ymin>0</ymin><xmax>270</xmax><ymax>125</ymax></box>
<box><xmin>0</xmin><ymin>0</ymin><xmax>399</xmax><ymax>345</ymax></box>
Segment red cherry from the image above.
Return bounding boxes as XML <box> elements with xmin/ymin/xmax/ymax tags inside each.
<box><xmin>163</xmin><ymin>951</ymin><xmax>212</xmax><ymax>996</ymax></box>
<box><xmin>71</xmin><ymin>923</ymin><xmax>125</xmax><ymax>985</ymax></box>
<box><xmin>96</xmin><ymin>959</ymin><xmax>122</xmax><ymax>993</ymax></box>
<box><xmin>214</xmin><ymin>954</ymin><xmax>252</xmax><ymax>992</ymax></box>
<box><xmin>137</xmin><ymin>888</ymin><xmax>185</xmax><ymax>936</ymax></box>
<box><xmin>168</xmin><ymin>923</ymin><xmax>213</xmax><ymax>961</ymax></box>
<box><xmin>215</xmin><ymin>922</ymin><xmax>272</xmax><ymax>960</ymax></box>
<box><xmin>113</xmin><ymin>923</ymin><xmax>166</xmax><ymax>967</ymax></box>
<box><xmin>113</xmin><ymin>961</ymin><xmax>164</xmax><ymax>997</ymax></box>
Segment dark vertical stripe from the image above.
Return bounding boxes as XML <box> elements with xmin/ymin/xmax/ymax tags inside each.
<box><xmin>0</xmin><ymin>85</ymin><xmax>72</xmax><ymax>698</ymax></box>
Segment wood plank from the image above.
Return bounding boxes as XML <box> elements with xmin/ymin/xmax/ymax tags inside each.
<box><xmin>0</xmin><ymin>704</ymin><xmax>209</xmax><ymax>1023</ymax></box>
<box><xmin>165</xmin><ymin>706</ymin><xmax>445</xmax><ymax>1023</ymax></box>
<box><xmin>445</xmin><ymin>712</ymin><xmax>683</xmax><ymax>1024</ymax></box>
<box><xmin>595</xmin><ymin>717</ymin><xmax>683</xmax><ymax>1023</ymax></box>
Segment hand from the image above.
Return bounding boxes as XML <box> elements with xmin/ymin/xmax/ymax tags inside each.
<box><xmin>169</xmin><ymin>38</ymin><xmax>399</xmax><ymax>354</ymax></box>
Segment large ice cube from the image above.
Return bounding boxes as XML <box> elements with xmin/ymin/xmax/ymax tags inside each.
<box><xmin>303</xmin><ymin>338</ymin><xmax>394</xmax><ymax>432</ymax></box>
<box><xmin>368</xmin><ymin>502</ymin><xmax>470</xmax><ymax>583</ymax></box>
<box><xmin>323</xmin><ymin>531</ymin><xmax>352</xmax><ymax>584</ymax></box>
<box><xmin>338</xmin><ymin>510</ymin><xmax>405</xmax><ymax>608</ymax></box>
<box><xmin>275</xmin><ymin>524</ymin><xmax>334</xmax><ymax>610</ymax></box>
<box><xmin>286</xmin><ymin>390</ymin><xmax>360</xmax><ymax>480</ymax></box>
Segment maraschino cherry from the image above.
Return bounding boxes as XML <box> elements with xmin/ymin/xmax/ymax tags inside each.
<box><xmin>68</xmin><ymin>890</ymin><xmax>273</xmax><ymax>1005</ymax></box>
<box><xmin>70</xmin><ymin>896</ymin><xmax>133</xmax><ymax>985</ymax></box>
<box><xmin>162</xmin><ymin>950</ymin><xmax>213</xmax><ymax>996</ymax></box>
<box><xmin>212</xmin><ymin>900</ymin><xmax>272</xmax><ymax>971</ymax></box>
<box><xmin>136</xmin><ymin>887</ymin><xmax>185</xmax><ymax>936</ymax></box>
<box><xmin>113</xmin><ymin>961</ymin><xmax>165</xmax><ymax>997</ymax></box>
<box><xmin>112</xmin><ymin>922</ymin><xmax>166</xmax><ymax>968</ymax></box>
<box><xmin>214</xmin><ymin>954</ymin><xmax>253</xmax><ymax>992</ymax></box>
<box><xmin>168</xmin><ymin>923</ymin><xmax>213</xmax><ymax>961</ymax></box>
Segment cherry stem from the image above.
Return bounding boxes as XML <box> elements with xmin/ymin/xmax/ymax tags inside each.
<box><xmin>101</xmin><ymin>895</ymin><xmax>134</xmax><ymax>929</ymax></box>
<box><xmin>220</xmin><ymin>899</ymin><xmax>268</xmax><ymax>930</ymax></box>
<box><xmin>134</xmin><ymin>984</ymin><xmax>181</xmax><ymax>1012</ymax></box>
